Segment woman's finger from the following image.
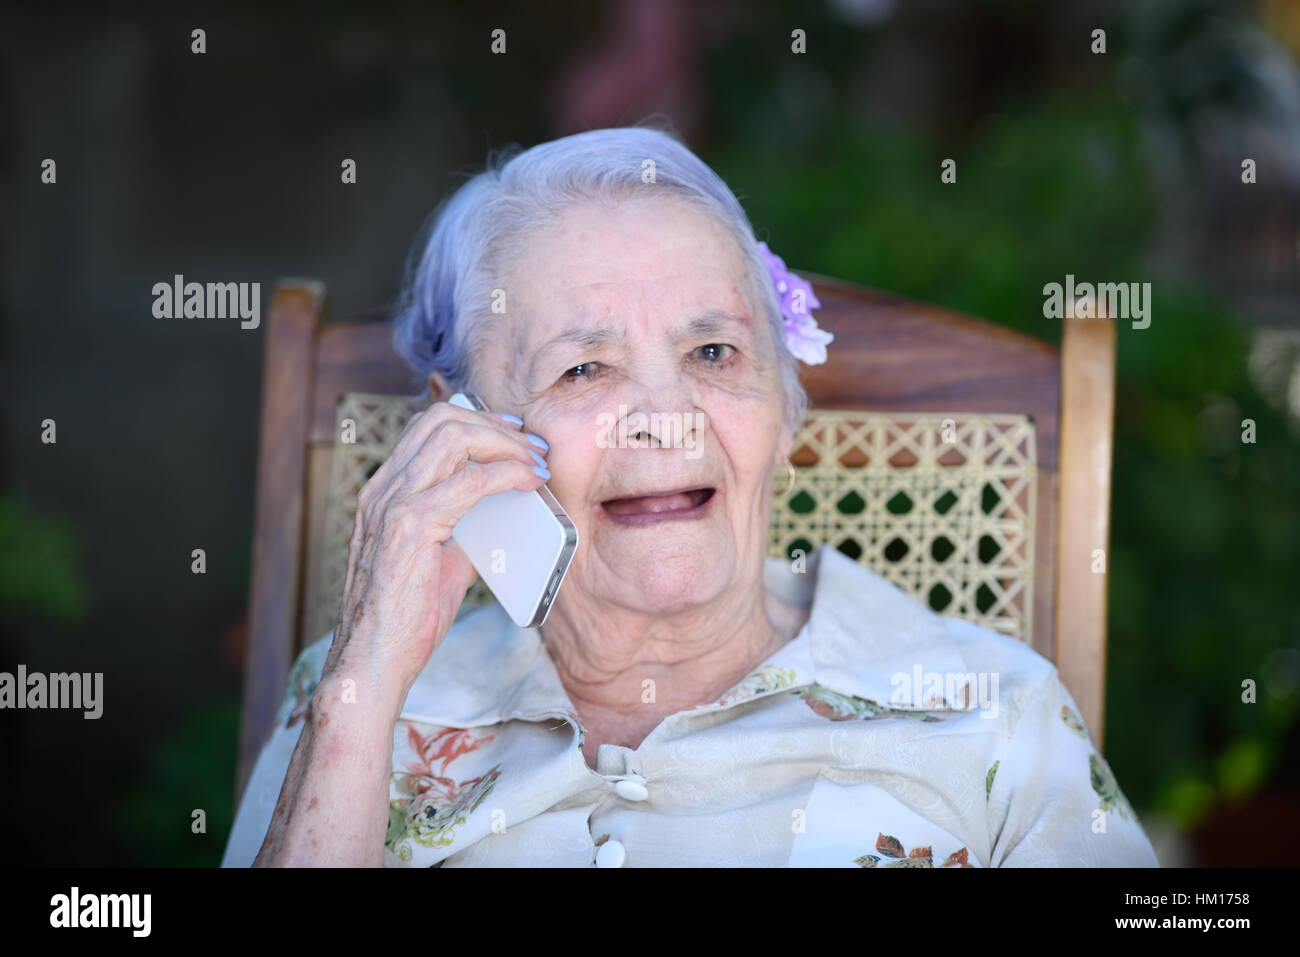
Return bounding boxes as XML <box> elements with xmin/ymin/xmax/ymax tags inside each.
<box><xmin>374</xmin><ymin>400</ymin><xmax>535</xmax><ymax>489</ymax></box>
<box><xmin>364</xmin><ymin>416</ymin><xmax>549</xmax><ymax>519</ymax></box>
<box><xmin>393</xmin><ymin>456</ymin><xmax>548</xmax><ymax>544</ymax></box>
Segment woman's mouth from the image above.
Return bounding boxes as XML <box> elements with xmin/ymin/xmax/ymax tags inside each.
<box><xmin>600</xmin><ymin>486</ymin><xmax>716</xmax><ymax>526</ymax></box>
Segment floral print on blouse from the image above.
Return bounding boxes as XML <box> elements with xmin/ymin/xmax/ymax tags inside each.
<box><xmin>854</xmin><ymin>835</ymin><xmax>975</xmax><ymax>868</ymax></box>
<box><xmin>386</xmin><ymin>723</ymin><xmax>503</xmax><ymax>862</ymax></box>
<box><xmin>223</xmin><ymin>545</ymin><xmax>1158</xmax><ymax>868</ymax></box>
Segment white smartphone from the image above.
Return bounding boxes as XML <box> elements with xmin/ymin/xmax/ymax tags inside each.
<box><xmin>446</xmin><ymin>392</ymin><xmax>578</xmax><ymax>628</ymax></box>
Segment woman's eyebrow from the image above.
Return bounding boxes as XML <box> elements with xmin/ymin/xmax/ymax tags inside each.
<box><xmin>676</xmin><ymin>309</ymin><xmax>752</xmax><ymax>339</ymax></box>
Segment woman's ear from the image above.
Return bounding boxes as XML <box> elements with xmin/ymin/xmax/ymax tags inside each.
<box><xmin>427</xmin><ymin>370</ymin><xmax>454</xmax><ymax>401</ymax></box>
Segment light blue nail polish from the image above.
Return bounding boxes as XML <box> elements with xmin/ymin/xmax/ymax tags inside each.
<box><xmin>498</xmin><ymin>412</ymin><xmax>524</xmax><ymax>426</ymax></box>
<box><xmin>524</xmin><ymin>432</ymin><xmax>549</xmax><ymax>451</ymax></box>
<box><xmin>529</xmin><ymin>449</ymin><xmax>547</xmax><ymax>468</ymax></box>
<box><xmin>533</xmin><ymin>465</ymin><xmax>551</xmax><ymax>480</ymax></box>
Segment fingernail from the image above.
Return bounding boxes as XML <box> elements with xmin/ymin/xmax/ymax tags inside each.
<box><xmin>498</xmin><ymin>412</ymin><xmax>524</xmax><ymax>426</ymax></box>
<box><xmin>524</xmin><ymin>432</ymin><xmax>549</xmax><ymax>451</ymax></box>
<box><xmin>533</xmin><ymin>465</ymin><xmax>551</xmax><ymax>480</ymax></box>
<box><xmin>528</xmin><ymin>449</ymin><xmax>547</xmax><ymax>468</ymax></box>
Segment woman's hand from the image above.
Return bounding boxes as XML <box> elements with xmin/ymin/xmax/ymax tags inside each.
<box><xmin>253</xmin><ymin>397</ymin><xmax>548</xmax><ymax>866</ymax></box>
<box><xmin>323</xmin><ymin>398</ymin><xmax>550</xmax><ymax>701</ymax></box>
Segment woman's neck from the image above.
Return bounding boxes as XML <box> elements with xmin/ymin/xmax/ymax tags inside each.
<box><xmin>540</xmin><ymin>573</ymin><xmax>810</xmax><ymax>760</ymax></box>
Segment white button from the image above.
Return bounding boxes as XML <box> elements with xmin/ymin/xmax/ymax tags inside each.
<box><xmin>595</xmin><ymin>839</ymin><xmax>626</xmax><ymax>868</ymax></box>
<box><xmin>613</xmin><ymin>779</ymin><xmax>649</xmax><ymax>801</ymax></box>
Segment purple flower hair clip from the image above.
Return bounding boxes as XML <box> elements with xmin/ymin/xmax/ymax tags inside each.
<box><xmin>759</xmin><ymin>241</ymin><xmax>833</xmax><ymax>365</ymax></box>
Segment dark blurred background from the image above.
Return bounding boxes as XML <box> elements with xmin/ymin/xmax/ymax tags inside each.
<box><xmin>2</xmin><ymin>0</ymin><xmax>1298</xmax><ymax>866</ymax></box>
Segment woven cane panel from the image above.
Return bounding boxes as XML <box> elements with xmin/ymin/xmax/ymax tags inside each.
<box><xmin>308</xmin><ymin>395</ymin><xmax>1036</xmax><ymax>647</ymax></box>
<box><xmin>770</xmin><ymin>410</ymin><xmax>1036</xmax><ymax>642</ymax></box>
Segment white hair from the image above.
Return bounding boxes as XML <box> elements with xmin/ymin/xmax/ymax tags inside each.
<box><xmin>391</xmin><ymin>123</ymin><xmax>809</xmax><ymax>433</ymax></box>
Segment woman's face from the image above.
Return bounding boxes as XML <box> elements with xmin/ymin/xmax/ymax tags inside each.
<box><xmin>472</xmin><ymin>195</ymin><xmax>792</xmax><ymax>615</ymax></box>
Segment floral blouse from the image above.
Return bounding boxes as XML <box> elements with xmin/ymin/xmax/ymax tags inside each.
<box><xmin>222</xmin><ymin>545</ymin><xmax>1158</xmax><ymax>868</ymax></box>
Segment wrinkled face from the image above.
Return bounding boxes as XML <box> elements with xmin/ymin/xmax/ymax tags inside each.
<box><xmin>470</xmin><ymin>195</ymin><xmax>793</xmax><ymax>615</ymax></box>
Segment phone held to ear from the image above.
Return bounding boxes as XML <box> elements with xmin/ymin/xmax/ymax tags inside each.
<box><xmin>446</xmin><ymin>392</ymin><xmax>579</xmax><ymax>628</ymax></box>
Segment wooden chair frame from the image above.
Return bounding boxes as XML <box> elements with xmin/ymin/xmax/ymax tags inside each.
<box><xmin>235</xmin><ymin>275</ymin><xmax>1115</xmax><ymax>802</ymax></box>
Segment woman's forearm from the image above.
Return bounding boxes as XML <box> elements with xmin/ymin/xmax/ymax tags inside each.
<box><xmin>253</xmin><ymin>672</ymin><xmax>402</xmax><ymax>867</ymax></box>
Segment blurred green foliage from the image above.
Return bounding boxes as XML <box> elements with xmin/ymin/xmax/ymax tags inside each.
<box><xmin>710</xmin><ymin>87</ymin><xmax>1300</xmax><ymax>833</ymax></box>
<box><xmin>0</xmin><ymin>490</ymin><xmax>90</xmax><ymax>625</ymax></box>
<box><xmin>110</xmin><ymin>699</ymin><xmax>239</xmax><ymax>867</ymax></box>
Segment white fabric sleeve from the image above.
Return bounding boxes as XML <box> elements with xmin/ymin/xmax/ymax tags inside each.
<box><xmin>220</xmin><ymin>635</ymin><xmax>332</xmax><ymax>868</ymax></box>
<box><xmin>987</xmin><ymin>668</ymin><xmax>1159</xmax><ymax>867</ymax></box>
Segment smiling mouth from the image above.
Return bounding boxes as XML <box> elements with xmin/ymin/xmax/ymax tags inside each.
<box><xmin>601</xmin><ymin>486</ymin><xmax>715</xmax><ymax>519</ymax></box>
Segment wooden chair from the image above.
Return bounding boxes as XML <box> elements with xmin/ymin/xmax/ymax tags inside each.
<box><xmin>236</xmin><ymin>275</ymin><xmax>1115</xmax><ymax>803</ymax></box>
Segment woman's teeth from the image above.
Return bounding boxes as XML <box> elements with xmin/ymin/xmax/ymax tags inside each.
<box><xmin>603</xmin><ymin>488</ymin><xmax>713</xmax><ymax>515</ymax></box>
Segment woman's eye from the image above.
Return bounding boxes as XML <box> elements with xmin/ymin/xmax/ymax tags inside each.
<box><xmin>561</xmin><ymin>362</ymin><xmax>599</xmax><ymax>383</ymax></box>
<box><xmin>695</xmin><ymin>343</ymin><xmax>735</xmax><ymax>365</ymax></box>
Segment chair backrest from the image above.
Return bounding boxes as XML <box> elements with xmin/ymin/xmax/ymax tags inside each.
<box><xmin>237</xmin><ymin>274</ymin><xmax>1115</xmax><ymax>802</ymax></box>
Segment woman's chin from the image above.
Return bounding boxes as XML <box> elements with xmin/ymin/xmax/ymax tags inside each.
<box><xmin>592</xmin><ymin>533</ymin><xmax>734</xmax><ymax>612</ymax></box>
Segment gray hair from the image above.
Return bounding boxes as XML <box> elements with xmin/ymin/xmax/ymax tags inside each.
<box><xmin>391</xmin><ymin>124</ymin><xmax>809</xmax><ymax>434</ymax></box>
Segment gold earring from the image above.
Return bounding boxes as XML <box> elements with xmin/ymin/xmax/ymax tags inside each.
<box><xmin>773</xmin><ymin>460</ymin><xmax>796</xmax><ymax>496</ymax></box>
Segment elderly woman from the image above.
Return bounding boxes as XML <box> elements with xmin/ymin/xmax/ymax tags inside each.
<box><xmin>222</xmin><ymin>126</ymin><xmax>1158</xmax><ymax>868</ymax></box>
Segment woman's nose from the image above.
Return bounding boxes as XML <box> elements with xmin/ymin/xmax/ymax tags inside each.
<box><xmin>604</xmin><ymin>360</ymin><xmax>704</xmax><ymax>447</ymax></box>
<box><xmin>617</xmin><ymin>396</ymin><xmax>704</xmax><ymax>450</ymax></box>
